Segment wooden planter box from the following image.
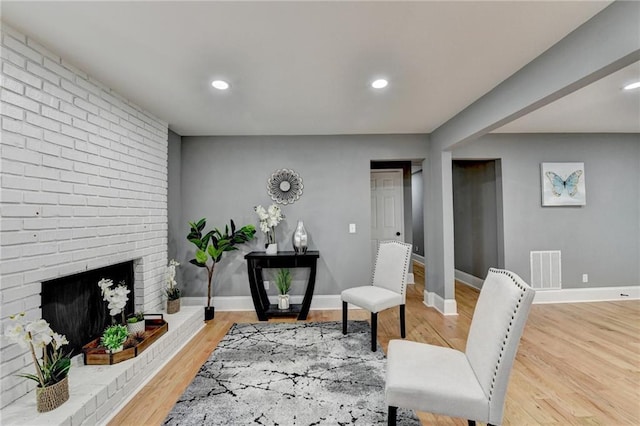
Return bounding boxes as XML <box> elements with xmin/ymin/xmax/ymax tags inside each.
<box><xmin>82</xmin><ymin>314</ymin><xmax>168</xmax><ymax>365</ymax></box>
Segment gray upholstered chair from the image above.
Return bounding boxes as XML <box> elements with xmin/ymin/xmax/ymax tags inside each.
<box><xmin>341</xmin><ymin>240</ymin><xmax>412</xmax><ymax>352</ymax></box>
<box><xmin>385</xmin><ymin>268</ymin><xmax>535</xmax><ymax>426</ymax></box>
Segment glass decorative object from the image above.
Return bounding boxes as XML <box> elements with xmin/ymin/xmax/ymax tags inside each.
<box><xmin>292</xmin><ymin>220</ymin><xmax>308</xmax><ymax>254</ymax></box>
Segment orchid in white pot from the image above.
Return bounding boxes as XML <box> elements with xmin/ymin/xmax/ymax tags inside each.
<box><xmin>255</xmin><ymin>204</ymin><xmax>284</xmax><ymax>253</ymax></box>
<box><xmin>98</xmin><ymin>278</ymin><xmax>130</xmax><ymax>324</ymax></box>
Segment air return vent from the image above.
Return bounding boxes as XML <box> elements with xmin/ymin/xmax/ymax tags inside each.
<box><xmin>530</xmin><ymin>250</ymin><xmax>561</xmax><ymax>290</ymax></box>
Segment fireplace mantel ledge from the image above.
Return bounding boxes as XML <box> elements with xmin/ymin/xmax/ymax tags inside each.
<box><xmin>1</xmin><ymin>306</ymin><xmax>203</xmax><ymax>426</ymax></box>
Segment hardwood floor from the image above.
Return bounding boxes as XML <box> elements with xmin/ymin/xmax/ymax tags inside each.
<box><xmin>109</xmin><ymin>277</ymin><xmax>640</xmax><ymax>425</ymax></box>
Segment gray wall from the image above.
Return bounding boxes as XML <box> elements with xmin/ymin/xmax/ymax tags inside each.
<box><xmin>167</xmin><ymin>130</ymin><xmax>182</xmax><ymax>262</ymax></box>
<box><xmin>452</xmin><ymin>160</ymin><xmax>500</xmax><ymax>278</ymax></box>
<box><xmin>175</xmin><ymin>134</ymin><xmax>428</xmax><ymax>298</ymax></box>
<box><xmin>411</xmin><ymin>169</ymin><xmax>425</xmax><ymax>256</ymax></box>
<box><xmin>453</xmin><ymin>133</ymin><xmax>640</xmax><ymax>288</ymax></box>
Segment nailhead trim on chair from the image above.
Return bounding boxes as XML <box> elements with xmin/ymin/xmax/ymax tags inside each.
<box><xmin>372</xmin><ymin>241</ymin><xmax>412</xmax><ymax>297</ymax></box>
<box><xmin>487</xmin><ymin>268</ymin><xmax>528</xmax><ymax>401</ymax></box>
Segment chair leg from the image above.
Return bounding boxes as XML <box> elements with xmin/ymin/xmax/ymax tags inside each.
<box><xmin>400</xmin><ymin>304</ymin><xmax>406</xmax><ymax>338</ymax></box>
<box><xmin>371</xmin><ymin>312</ymin><xmax>378</xmax><ymax>351</ymax></box>
<box><xmin>468</xmin><ymin>421</ymin><xmax>476</xmax><ymax>426</ymax></box>
<box><xmin>342</xmin><ymin>301</ymin><xmax>347</xmax><ymax>335</ymax></box>
<box><xmin>388</xmin><ymin>406</ymin><xmax>397</xmax><ymax>426</ymax></box>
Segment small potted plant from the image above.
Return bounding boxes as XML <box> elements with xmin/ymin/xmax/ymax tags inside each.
<box><xmin>165</xmin><ymin>259</ymin><xmax>181</xmax><ymax>314</ymax></box>
<box><xmin>275</xmin><ymin>268</ymin><xmax>292</xmax><ymax>310</ymax></box>
<box><xmin>101</xmin><ymin>325</ymin><xmax>128</xmax><ymax>353</ymax></box>
<box><xmin>126</xmin><ymin>312</ymin><xmax>145</xmax><ymax>335</ymax></box>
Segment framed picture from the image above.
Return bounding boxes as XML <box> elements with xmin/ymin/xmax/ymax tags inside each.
<box><xmin>541</xmin><ymin>162</ymin><xmax>586</xmax><ymax>206</ymax></box>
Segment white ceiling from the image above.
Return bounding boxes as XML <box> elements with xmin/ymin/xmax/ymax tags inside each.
<box><xmin>494</xmin><ymin>60</ymin><xmax>640</xmax><ymax>133</ymax></box>
<box><xmin>2</xmin><ymin>1</ymin><xmax>635</xmax><ymax>137</ymax></box>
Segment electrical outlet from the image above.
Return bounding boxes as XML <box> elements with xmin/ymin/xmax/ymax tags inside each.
<box><xmin>582</xmin><ymin>274</ymin><xmax>588</xmax><ymax>283</ymax></box>
<box><xmin>264</xmin><ymin>281</ymin><xmax>269</xmax><ymax>290</ymax></box>
<box><xmin>349</xmin><ymin>223</ymin><xmax>356</xmax><ymax>233</ymax></box>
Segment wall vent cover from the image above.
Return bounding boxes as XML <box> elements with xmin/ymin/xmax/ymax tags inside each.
<box><xmin>530</xmin><ymin>250</ymin><xmax>561</xmax><ymax>290</ymax></box>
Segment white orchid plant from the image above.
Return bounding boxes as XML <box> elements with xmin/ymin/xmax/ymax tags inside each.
<box><xmin>165</xmin><ymin>259</ymin><xmax>181</xmax><ymax>301</ymax></box>
<box><xmin>254</xmin><ymin>204</ymin><xmax>285</xmax><ymax>245</ymax></box>
<box><xmin>98</xmin><ymin>278</ymin><xmax>130</xmax><ymax>324</ymax></box>
<box><xmin>4</xmin><ymin>313</ymin><xmax>71</xmax><ymax>388</ymax></box>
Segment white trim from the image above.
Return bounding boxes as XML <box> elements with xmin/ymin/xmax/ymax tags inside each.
<box><xmin>407</xmin><ymin>272</ymin><xmax>415</xmax><ymax>285</ymax></box>
<box><xmin>411</xmin><ymin>253</ymin><xmax>424</xmax><ymax>264</ymax></box>
<box><xmin>423</xmin><ymin>289</ymin><xmax>458</xmax><ymax>315</ymax></box>
<box><xmin>182</xmin><ymin>295</ymin><xmax>352</xmax><ymax>311</ymax></box>
<box><xmin>533</xmin><ymin>285</ymin><xmax>640</xmax><ymax>304</ymax></box>
<box><xmin>181</xmin><ymin>285</ymin><xmax>640</xmax><ymax>316</ymax></box>
<box><xmin>454</xmin><ymin>269</ymin><xmax>484</xmax><ymax>290</ymax></box>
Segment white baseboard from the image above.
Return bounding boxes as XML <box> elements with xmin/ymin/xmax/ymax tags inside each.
<box><xmin>533</xmin><ymin>285</ymin><xmax>640</xmax><ymax>304</ymax></box>
<box><xmin>454</xmin><ymin>269</ymin><xmax>484</xmax><ymax>290</ymax></box>
<box><xmin>452</xmin><ymin>270</ymin><xmax>640</xmax><ymax>304</ymax></box>
<box><xmin>182</xmin><ymin>295</ymin><xmax>350</xmax><ymax>311</ymax></box>
<box><xmin>407</xmin><ymin>273</ymin><xmax>415</xmax><ymax>285</ymax></box>
<box><xmin>423</xmin><ymin>290</ymin><xmax>458</xmax><ymax>315</ymax></box>
<box><xmin>182</xmin><ymin>284</ymin><xmax>640</xmax><ymax>316</ymax></box>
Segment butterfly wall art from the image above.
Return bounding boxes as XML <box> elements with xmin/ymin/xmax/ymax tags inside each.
<box><xmin>541</xmin><ymin>162</ymin><xmax>586</xmax><ymax>206</ymax></box>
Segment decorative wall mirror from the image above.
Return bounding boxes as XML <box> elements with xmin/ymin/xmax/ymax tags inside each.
<box><xmin>268</xmin><ymin>169</ymin><xmax>304</xmax><ymax>205</ymax></box>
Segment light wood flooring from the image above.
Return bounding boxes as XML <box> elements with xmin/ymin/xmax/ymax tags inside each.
<box><xmin>109</xmin><ymin>276</ymin><xmax>640</xmax><ymax>425</ymax></box>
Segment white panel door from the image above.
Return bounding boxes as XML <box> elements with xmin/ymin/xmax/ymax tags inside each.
<box><xmin>371</xmin><ymin>170</ymin><xmax>404</xmax><ymax>259</ymax></box>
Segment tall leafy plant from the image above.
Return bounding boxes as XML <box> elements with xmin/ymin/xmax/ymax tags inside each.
<box><xmin>187</xmin><ymin>218</ymin><xmax>256</xmax><ymax>309</ymax></box>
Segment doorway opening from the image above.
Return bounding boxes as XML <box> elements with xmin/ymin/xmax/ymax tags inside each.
<box><xmin>370</xmin><ymin>161</ymin><xmax>424</xmax><ymax>276</ymax></box>
<box><xmin>452</xmin><ymin>159</ymin><xmax>504</xmax><ymax>289</ymax></box>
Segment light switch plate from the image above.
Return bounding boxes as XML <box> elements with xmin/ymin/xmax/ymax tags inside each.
<box><xmin>349</xmin><ymin>223</ymin><xmax>356</xmax><ymax>233</ymax></box>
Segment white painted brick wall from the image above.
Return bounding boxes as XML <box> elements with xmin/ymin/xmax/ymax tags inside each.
<box><xmin>0</xmin><ymin>24</ymin><xmax>169</xmax><ymax>408</ymax></box>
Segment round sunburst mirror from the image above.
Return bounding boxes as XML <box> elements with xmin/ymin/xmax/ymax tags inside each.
<box><xmin>267</xmin><ymin>169</ymin><xmax>304</xmax><ymax>205</ymax></box>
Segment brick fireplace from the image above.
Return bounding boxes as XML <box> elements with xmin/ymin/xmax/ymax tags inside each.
<box><xmin>0</xmin><ymin>23</ymin><xmax>171</xmax><ymax>413</ymax></box>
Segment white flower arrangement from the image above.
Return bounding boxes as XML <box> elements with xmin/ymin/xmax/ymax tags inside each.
<box><xmin>98</xmin><ymin>278</ymin><xmax>130</xmax><ymax>323</ymax></box>
<box><xmin>165</xmin><ymin>259</ymin><xmax>181</xmax><ymax>301</ymax></box>
<box><xmin>254</xmin><ymin>204</ymin><xmax>284</xmax><ymax>244</ymax></box>
<box><xmin>4</xmin><ymin>313</ymin><xmax>71</xmax><ymax>387</ymax></box>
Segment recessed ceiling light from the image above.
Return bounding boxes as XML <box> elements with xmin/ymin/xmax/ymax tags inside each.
<box><xmin>623</xmin><ymin>81</ymin><xmax>640</xmax><ymax>90</ymax></box>
<box><xmin>211</xmin><ymin>80</ymin><xmax>230</xmax><ymax>90</ymax></box>
<box><xmin>371</xmin><ymin>79</ymin><xmax>388</xmax><ymax>89</ymax></box>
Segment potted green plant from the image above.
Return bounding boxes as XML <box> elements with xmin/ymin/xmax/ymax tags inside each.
<box><xmin>5</xmin><ymin>313</ymin><xmax>72</xmax><ymax>412</ymax></box>
<box><xmin>187</xmin><ymin>218</ymin><xmax>256</xmax><ymax>321</ymax></box>
<box><xmin>275</xmin><ymin>268</ymin><xmax>292</xmax><ymax>310</ymax></box>
<box><xmin>101</xmin><ymin>325</ymin><xmax>128</xmax><ymax>353</ymax></box>
<box><xmin>165</xmin><ymin>259</ymin><xmax>181</xmax><ymax>314</ymax></box>
<box><xmin>126</xmin><ymin>312</ymin><xmax>145</xmax><ymax>335</ymax></box>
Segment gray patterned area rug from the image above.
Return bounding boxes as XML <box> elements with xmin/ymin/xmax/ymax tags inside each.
<box><xmin>164</xmin><ymin>321</ymin><xmax>419</xmax><ymax>425</ymax></box>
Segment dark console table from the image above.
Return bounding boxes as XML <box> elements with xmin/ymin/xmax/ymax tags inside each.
<box><xmin>244</xmin><ymin>251</ymin><xmax>320</xmax><ymax>321</ymax></box>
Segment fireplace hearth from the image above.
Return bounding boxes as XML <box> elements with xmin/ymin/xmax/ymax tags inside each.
<box><xmin>41</xmin><ymin>261</ymin><xmax>135</xmax><ymax>356</ymax></box>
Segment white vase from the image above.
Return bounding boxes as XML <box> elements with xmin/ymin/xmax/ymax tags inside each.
<box><xmin>109</xmin><ymin>345</ymin><xmax>123</xmax><ymax>354</ymax></box>
<box><xmin>278</xmin><ymin>294</ymin><xmax>290</xmax><ymax>310</ymax></box>
<box><xmin>127</xmin><ymin>320</ymin><xmax>145</xmax><ymax>335</ymax></box>
<box><xmin>266</xmin><ymin>243</ymin><xmax>278</xmax><ymax>255</ymax></box>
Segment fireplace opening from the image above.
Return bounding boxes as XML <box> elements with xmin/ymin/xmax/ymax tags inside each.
<box><xmin>41</xmin><ymin>261</ymin><xmax>135</xmax><ymax>356</ymax></box>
